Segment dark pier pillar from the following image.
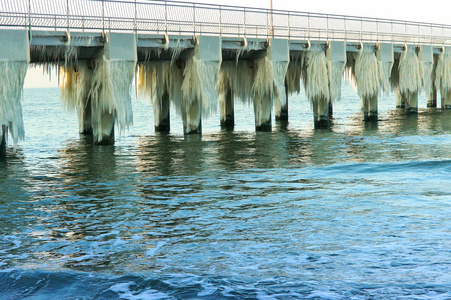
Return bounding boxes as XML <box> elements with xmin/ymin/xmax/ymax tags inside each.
<box><xmin>155</xmin><ymin>91</ymin><xmax>170</xmax><ymax>132</ymax></box>
<box><xmin>0</xmin><ymin>125</ymin><xmax>7</xmax><ymax>157</ymax></box>
<box><xmin>313</xmin><ymin>97</ymin><xmax>330</xmax><ymax>129</ymax></box>
<box><xmin>220</xmin><ymin>88</ymin><xmax>234</xmax><ymax>130</ymax></box>
<box><xmin>362</xmin><ymin>95</ymin><xmax>378</xmax><ymax>121</ymax></box>
<box><xmin>275</xmin><ymin>82</ymin><xmax>289</xmax><ymax>122</ymax></box>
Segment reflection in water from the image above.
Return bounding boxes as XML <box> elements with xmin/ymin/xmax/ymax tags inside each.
<box><xmin>4</xmin><ymin>86</ymin><xmax>451</xmax><ymax>297</ymax></box>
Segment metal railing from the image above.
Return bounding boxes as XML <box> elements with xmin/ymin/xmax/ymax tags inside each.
<box><xmin>2</xmin><ymin>0</ymin><xmax>451</xmax><ymax>45</ymax></box>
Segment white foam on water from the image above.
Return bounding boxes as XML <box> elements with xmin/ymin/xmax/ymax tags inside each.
<box><xmin>110</xmin><ymin>282</ymin><xmax>171</xmax><ymax>300</ymax></box>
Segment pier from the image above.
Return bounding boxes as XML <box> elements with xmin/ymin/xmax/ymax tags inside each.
<box><xmin>2</xmin><ymin>0</ymin><xmax>451</xmax><ymax>153</ymax></box>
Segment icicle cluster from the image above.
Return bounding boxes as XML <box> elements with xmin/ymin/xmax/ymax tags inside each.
<box><xmin>0</xmin><ymin>61</ymin><xmax>28</xmax><ymax>144</ymax></box>
<box><xmin>302</xmin><ymin>49</ymin><xmax>330</xmax><ymax>102</ymax></box>
<box><xmin>398</xmin><ymin>47</ymin><xmax>423</xmax><ymax>96</ymax></box>
<box><xmin>59</xmin><ymin>62</ymin><xmax>93</xmax><ymax>133</ymax></box>
<box><xmin>181</xmin><ymin>58</ymin><xmax>220</xmax><ymax>119</ymax></box>
<box><xmin>89</xmin><ymin>59</ymin><xmax>135</xmax><ymax>141</ymax></box>
<box><xmin>351</xmin><ymin>49</ymin><xmax>380</xmax><ymax>98</ymax></box>
<box><xmin>285</xmin><ymin>56</ymin><xmax>303</xmax><ymax>95</ymax></box>
<box><xmin>219</xmin><ymin>61</ymin><xmax>254</xmax><ymax>103</ymax></box>
<box><xmin>435</xmin><ymin>50</ymin><xmax>451</xmax><ymax>97</ymax></box>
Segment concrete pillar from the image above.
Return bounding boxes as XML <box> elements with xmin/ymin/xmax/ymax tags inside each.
<box><xmin>91</xmin><ymin>32</ymin><xmax>137</xmax><ymax>144</ymax></box>
<box><xmin>254</xmin><ymin>38</ymin><xmax>289</xmax><ymax>131</ymax></box>
<box><xmin>219</xmin><ymin>88</ymin><xmax>234</xmax><ymax>130</ymax></box>
<box><xmin>93</xmin><ymin>110</ymin><xmax>115</xmax><ymax>145</ymax></box>
<box><xmin>254</xmin><ymin>94</ymin><xmax>272</xmax><ymax>131</ymax></box>
<box><xmin>405</xmin><ymin>91</ymin><xmax>419</xmax><ymax>113</ymax></box>
<box><xmin>442</xmin><ymin>91</ymin><xmax>451</xmax><ymax>109</ymax></box>
<box><xmin>0</xmin><ymin>125</ymin><xmax>7</xmax><ymax>157</ymax></box>
<box><xmin>179</xmin><ymin>36</ymin><xmax>221</xmax><ymax>134</ymax></box>
<box><xmin>396</xmin><ymin>88</ymin><xmax>406</xmax><ymax>108</ymax></box>
<box><xmin>313</xmin><ymin>97</ymin><xmax>330</xmax><ymax>129</ymax></box>
<box><xmin>154</xmin><ymin>91</ymin><xmax>170</xmax><ymax>132</ymax></box>
<box><xmin>182</xmin><ymin>98</ymin><xmax>202</xmax><ymax>134</ymax></box>
<box><xmin>0</xmin><ymin>30</ymin><xmax>29</xmax><ymax>153</ymax></box>
<box><xmin>362</xmin><ymin>95</ymin><xmax>378</xmax><ymax>121</ymax></box>
<box><xmin>80</xmin><ymin>97</ymin><xmax>93</xmax><ymax>135</ymax></box>
<box><xmin>275</xmin><ymin>81</ymin><xmax>289</xmax><ymax>122</ymax></box>
<box><xmin>427</xmin><ymin>88</ymin><xmax>437</xmax><ymax>108</ymax></box>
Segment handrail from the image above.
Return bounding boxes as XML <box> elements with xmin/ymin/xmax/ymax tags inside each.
<box><xmin>1</xmin><ymin>0</ymin><xmax>451</xmax><ymax>46</ymax></box>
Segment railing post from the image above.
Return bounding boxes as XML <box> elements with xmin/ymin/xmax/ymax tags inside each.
<box><xmin>219</xmin><ymin>5</ymin><xmax>222</xmax><ymax>36</ymax></box>
<box><xmin>243</xmin><ymin>7</ymin><xmax>246</xmax><ymax>37</ymax></box>
<box><xmin>288</xmin><ymin>11</ymin><xmax>290</xmax><ymax>39</ymax></box>
<box><xmin>343</xmin><ymin>16</ymin><xmax>348</xmax><ymax>42</ymax></box>
<box><xmin>66</xmin><ymin>0</ymin><xmax>69</xmax><ymax>30</ymax></box>
<box><xmin>326</xmin><ymin>14</ymin><xmax>329</xmax><ymax>41</ymax></box>
<box><xmin>134</xmin><ymin>0</ymin><xmax>137</xmax><ymax>32</ymax></box>
<box><xmin>193</xmin><ymin>3</ymin><xmax>196</xmax><ymax>35</ymax></box>
<box><xmin>28</xmin><ymin>0</ymin><xmax>31</xmax><ymax>32</ymax></box>
<box><xmin>165</xmin><ymin>0</ymin><xmax>168</xmax><ymax>34</ymax></box>
<box><xmin>102</xmin><ymin>0</ymin><xmax>105</xmax><ymax>35</ymax></box>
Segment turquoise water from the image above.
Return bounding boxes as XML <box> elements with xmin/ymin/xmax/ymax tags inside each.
<box><xmin>1</xmin><ymin>83</ymin><xmax>451</xmax><ymax>299</ymax></box>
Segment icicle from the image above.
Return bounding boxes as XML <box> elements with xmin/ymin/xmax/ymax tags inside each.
<box><xmin>285</xmin><ymin>57</ymin><xmax>303</xmax><ymax>95</ymax></box>
<box><xmin>352</xmin><ymin>48</ymin><xmax>380</xmax><ymax>99</ymax></box>
<box><xmin>328</xmin><ymin>60</ymin><xmax>345</xmax><ymax>102</ymax></box>
<box><xmin>181</xmin><ymin>57</ymin><xmax>220</xmax><ymax>119</ymax></box>
<box><xmin>398</xmin><ymin>47</ymin><xmax>423</xmax><ymax>95</ymax></box>
<box><xmin>302</xmin><ymin>49</ymin><xmax>330</xmax><ymax>102</ymax></box>
<box><xmin>435</xmin><ymin>50</ymin><xmax>451</xmax><ymax>97</ymax></box>
<box><xmin>89</xmin><ymin>59</ymin><xmax>135</xmax><ymax>142</ymax></box>
<box><xmin>0</xmin><ymin>61</ymin><xmax>28</xmax><ymax>144</ymax></box>
<box><xmin>59</xmin><ymin>61</ymin><xmax>93</xmax><ymax>133</ymax></box>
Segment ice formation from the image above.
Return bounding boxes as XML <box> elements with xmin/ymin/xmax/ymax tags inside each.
<box><xmin>218</xmin><ymin>48</ymin><xmax>288</xmax><ymax>128</ymax></box>
<box><xmin>59</xmin><ymin>61</ymin><xmax>93</xmax><ymax>133</ymax></box>
<box><xmin>351</xmin><ymin>49</ymin><xmax>380</xmax><ymax>99</ymax></box>
<box><xmin>435</xmin><ymin>49</ymin><xmax>451</xmax><ymax>107</ymax></box>
<box><xmin>302</xmin><ymin>49</ymin><xmax>330</xmax><ymax>102</ymax></box>
<box><xmin>0</xmin><ymin>61</ymin><xmax>28</xmax><ymax>145</ymax></box>
<box><xmin>180</xmin><ymin>57</ymin><xmax>220</xmax><ymax>131</ymax></box>
<box><xmin>138</xmin><ymin>60</ymin><xmax>183</xmax><ymax>127</ymax></box>
<box><xmin>398</xmin><ymin>48</ymin><xmax>422</xmax><ymax>92</ymax></box>
<box><xmin>89</xmin><ymin>59</ymin><xmax>135</xmax><ymax>142</ymax></box>
<box><xmin>285</xmin><ymin>56</ymin><xmax>303</xmax><ymax>95</ymax></box>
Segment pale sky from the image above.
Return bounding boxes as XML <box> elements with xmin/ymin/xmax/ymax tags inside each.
<box><xmin>24</xmin><ymin>0</ymin><xmax>451</xmax><ymax>88</ymax></box>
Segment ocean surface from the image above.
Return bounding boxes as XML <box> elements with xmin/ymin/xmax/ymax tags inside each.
<box><xmin>1</xmin><ymin>82</ymin><xmax>451</xmax><ymax>299</ymax></box>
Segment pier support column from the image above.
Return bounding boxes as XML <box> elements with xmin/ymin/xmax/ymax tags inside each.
<box><xmin>427</xmin><ymin>89</ymin><xmax>437</xmax><ymax>108</ymax></box>
<box><xmin>254</xmin><ymin>38</ymin><xmax>289</xmax><ymax>132</ymax></box>
<box><xmin>441</xmin><ymin>91</ymin><xmax>451</xmax><ymax>109</ymax></box>
<box><xmin>91</xmin><ymin>32</ymin><xmax>136</xmax><ymax>144</ymax></box>
<box><xmin>155</xmin><ymin>91</ymin><xmax>170</xmax><ymax>132</ymax></box>
<box><xmin>92</xmin><ymin>110</ymin><xmax>115</xmax><ymax>145</ymax></box>
<box><xmin>313</xmin><ymin>97</ymin><xmax>330</xmax><ymax>129</ymax></box>
<box><xmin>0</xmin><ymin>125</ymin><xmax>7</xmax><ymax>157</ymax></box>
<box><xmin>182</xmin><ymin>98</ymin><xmax>202</xmax><ymax>134</ymax></box>
<box><xmin>275</xmin><ymin>81</ymin><xmax>289</xmax><ymax>122</ymax></box>
<box><xmin>254</xmin><ymin>94</ymin><xmax>272</xmax><ymax>131</ymax></box>
<box><xmin>362</xmin><ymin>95</ymin><xmax>378</xmax><ymax>121</ymax></box>
<box><xmin>396</xmin><ymin>88</ymin><xmax>406</xmax><ymax>108</ymax></box>
<box><xmin>219</xmin><ymin>88</ymin><xmax>234</xmax><ymax>130</ymax></box>
<box><xmin>405</xmin><ymin>92</ymin><xmax>419</xmax><ymax>114</ymax></box>
<box><xmin>80</xmin><ymin>97</ymin><xmax>93</xmax><ymax>135</ymax></box>
<box><xmin>180</xmin><ymin>36</ymin><xmax>221</xmax><ymax>135</ymax></box>
<box><xmin>0</xmin><ymin>30</ymin><xmax>29</xmax><ymax>154</ymax></box>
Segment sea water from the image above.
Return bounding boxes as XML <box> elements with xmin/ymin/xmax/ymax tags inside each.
<box><xmin>1</xmin><ymin>82</ymin><xmax>451</xmax><ymax>299</ymax></box>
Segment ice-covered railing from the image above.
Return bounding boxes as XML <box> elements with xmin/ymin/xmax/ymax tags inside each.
<box><xmin>2</xmin><ymin>0</ymin><xmax>451</xmax><ymax>45</ymax></box>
